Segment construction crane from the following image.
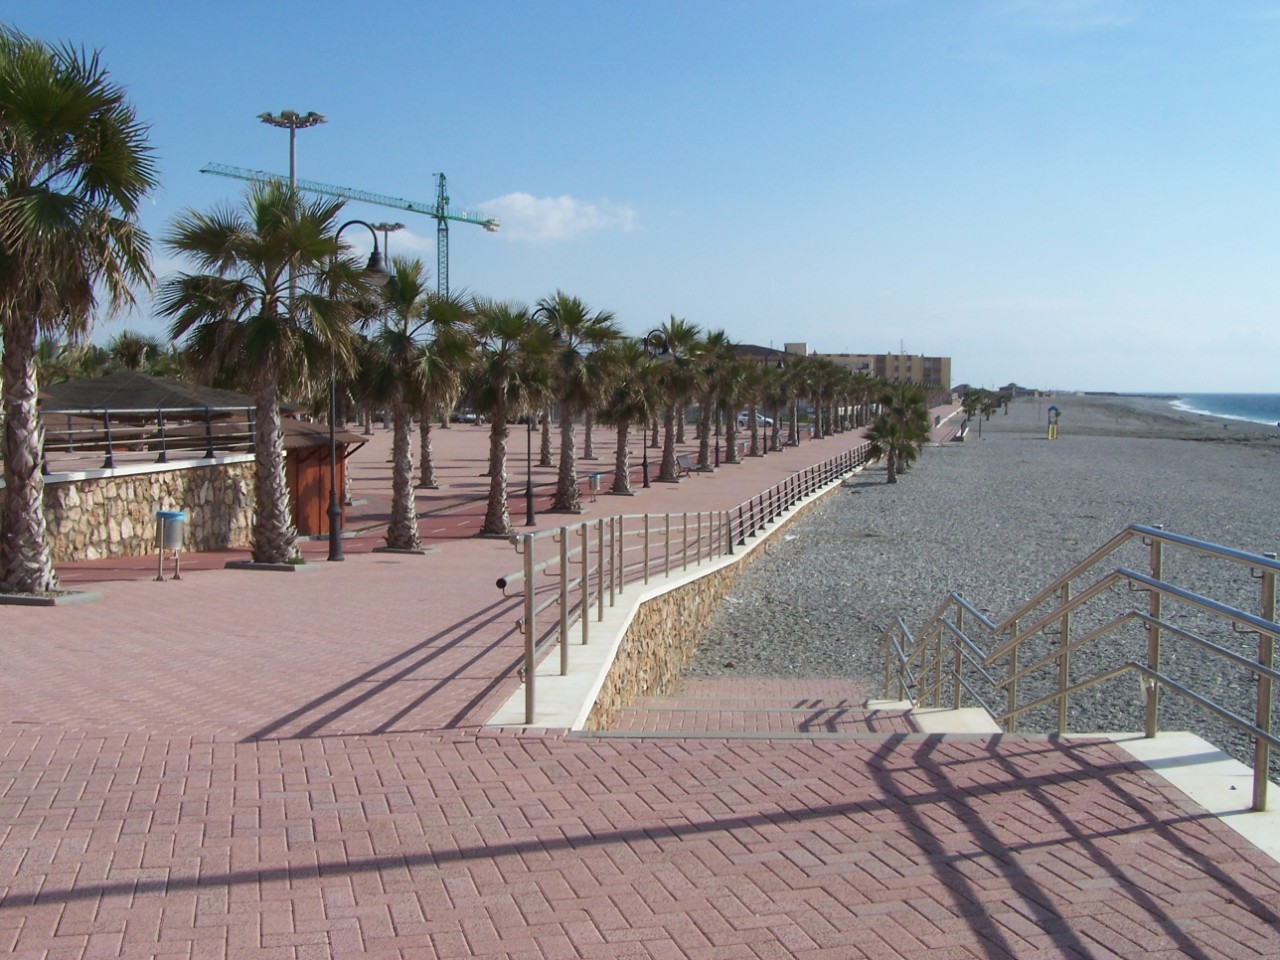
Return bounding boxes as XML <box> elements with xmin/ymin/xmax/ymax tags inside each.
<box><xmin>200</xmin><ymin>162</ymin><xmax>499</xmax><ymax>297</ymax></box>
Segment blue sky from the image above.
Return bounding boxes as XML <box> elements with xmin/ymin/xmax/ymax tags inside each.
<box><xmin>10</xmin><ymin>0</ymin><xmax>1280</xmax><ymax>392</ymax></box>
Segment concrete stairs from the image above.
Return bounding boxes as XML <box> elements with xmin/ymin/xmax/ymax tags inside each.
<box><xmin>604</xmin><ymin>677</ymin><xmax>917</xmax><ymax>737</ymax></box>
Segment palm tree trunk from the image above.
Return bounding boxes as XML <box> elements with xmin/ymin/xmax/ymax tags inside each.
<box><xmin>610</xmin><ymin>422</ymin><xmax>632</xmax><ymax>494</ymax></box>
<box><xmin>789</xmin><ymin>400</ymin><xmax>799</xmax><ymax>446</ymax></box>
<box><xmin>582</xmin><ymin>410</ymin><xmax>595</xmax><ymax>459</ymax></box>
<box><xmin>676</xmin><ymin>403</ymin><xmax>686</xmax><ymax>444</ymax></box>
<box><xmin>481</xmin><ymin>399</ymin><xmax>511</xmax><ymax>536</ymax></box>
<box><xmin>748</xmin><ymin>401</ymin><xmax>761</xmax><ymax>456</ymax></box>
<box><xmin>650</xmin><ymin>416</ymin><xmax>659</xmax><ymax>449</ymax></box>
<box><xmin>658</xmin><ymin>405</ymin><xmax>679</xmax><ymax>482</ymax></box>
<box><xmin>386</xmin><ymin>399</ymin><xmax>422</xmax><ymax>550</ymax></box>
<box><xmin>887</xmin><ymin>449</ymin><xmax>898</xmax><ymax>484</ymax></box>
<box><xmin>724</xmin><ymin>406</ymin><xmax>741</xmax><ymax>464</ymax></box>
<box><xmin>539</xmin><ymin>404</ymin><xmax>553</xmax><ymax>467</ymax></box>
<box><xmin>697</xmin><ymin>396</ymin><xmax>712</xmax><ymax>470</ymax></box>
<box><xmin>252</xmin><ymin>373</ymin><xmax>298</xmax><ymax>564</ymax></box>
<box><xmin>552</xmin><ymin>404</ymin><xmax>581</xmax><ymax>512</ymax></box>
<box><xmin>417</xmin><ymin>414</ymin><xmax>438</xmax><ymax>488</ymax></box>
<box><xmin>1</xmin><ymin>317</ymin><xmax>58</xmax><ymax>593</ymax></box>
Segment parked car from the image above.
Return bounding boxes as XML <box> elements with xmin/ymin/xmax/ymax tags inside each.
<box><xmin>737</xmin><ymin>412</ymin><xmax>774</xmax><ymax>428</ymax></box>
<box><xmin>450</xmin><ymin>409</ymin><xmax>485</xmax><ymax>424</ymax></box>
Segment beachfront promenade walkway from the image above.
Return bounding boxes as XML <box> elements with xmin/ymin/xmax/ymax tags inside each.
<box><xmin>4</xmin><ymin>410</ymin><xmax>1280</xmax><ymax>959</ymax></box>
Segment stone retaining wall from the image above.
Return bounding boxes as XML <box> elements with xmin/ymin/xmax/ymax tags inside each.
<box><xmin>0</xmin><ymin>462</ymin><xmax>256</xmax><ymax>563</ymax></box>
<box><xmin>583</xmin><ymin>484</ymin><xmax>843</xmax><ymax>730</ymax></box>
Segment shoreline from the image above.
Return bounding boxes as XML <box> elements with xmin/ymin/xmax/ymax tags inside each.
<box><xmin>1068</xmin><ymin>391</ymin><xmax>1280</xmax><ymax>430</ymax></box>
<box><xmin>993</xmin><ymin>391</ymin><xmax>1280</xmax><ymax>442</ymax></box>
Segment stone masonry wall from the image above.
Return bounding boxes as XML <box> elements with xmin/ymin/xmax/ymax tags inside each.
<box><xmin>583</xmin><ymin>484</ymin><xmax>842</xmax><ymax>730</ymax></box>
<box><xmin>18</xmin><ymin>462</ymin><xmax>256</xmax><ymax>563</ymax></box>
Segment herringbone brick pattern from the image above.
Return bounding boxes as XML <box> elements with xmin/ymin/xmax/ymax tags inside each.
<box><xmin>7</xmin><ymin>411</ymin><xmax>1280</xmax><ymax>957</ymax></box>
<box><xmin>3</xmin><ymin>724</ymin><xmax>1279</xmax><ymax>959</ymax></box>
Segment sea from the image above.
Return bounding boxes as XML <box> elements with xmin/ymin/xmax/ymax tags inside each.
<box><xmin>1168</xmin><ymin>393</ymin><xmax>1280</xmax><ymax>427</ymax></box>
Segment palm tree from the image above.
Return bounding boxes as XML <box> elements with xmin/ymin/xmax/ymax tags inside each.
<box><xmin>0</xmin><ymin>30</ymin><xmax>157</xmax><ymax>594</ymax></box>
<box><xmin>363</xmin><ymin>257</ymin><xmax>473</xmax><ymax>551</ymax></box>
<box><xmin>470</xmin><ymin>299</ymin><xmax>553</xmax><ymax>536</ymax></box>
<box><xmin>850</xmin><ymin>371</ymin><xmax>876</xmax><ymax>428</ymax></box>
<box><xmin>595</xmin><ymin>339</ymin><xmax>658</xmax><ymax>495</ymax></box>
<box><xmin>33</xmin><ymin>338</ymin><xmax>110</xmax><ymax>386</ymax></box>
<box><xmin>866</xmin><ymin>383</ymin><xmax>929</xmax><ymax>484</ymax></box>
<box><xmin>693</xmin><ymin>330</ymin><xmax>733</xmax><ymax>471</ymax></box>
<box><xmin>416</xmin><ymin>293</ymin><xmax>473</xmax><ymax>491</ymax></box>
<box><xmin>106</xmin><ymin>330</ymin><xmax>168</xmax><ymax>373</ymax></box>
<box><xmin>716</xmin><ymin>357</ymin><xmax>751</xmax><ymax>465</ymax></box>
<box><xmin>537</xmin><ymin>291</ymin><xmax>618</xmax><ymax>513</ymax></box>
<box><xmin>160</xmin><ymin>181</ymin><xmax>363</xmax><ymax>564</ymax></box>
<box><xmin>654</xmin><ymin>316</ymin><xmax>701</xmax><ymax>482</ymax></box>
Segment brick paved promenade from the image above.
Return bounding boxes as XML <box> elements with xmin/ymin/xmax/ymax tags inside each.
<box><xmin>4</xmin><ymin>413</ymin><xmax>1280</xmax><ymax>958</ymax></box>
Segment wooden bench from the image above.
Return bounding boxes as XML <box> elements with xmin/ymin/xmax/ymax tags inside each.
<box><xmin>676</xmin><ymin>454</ymin><xmax>698</xmax><ymax>478</ymax></box>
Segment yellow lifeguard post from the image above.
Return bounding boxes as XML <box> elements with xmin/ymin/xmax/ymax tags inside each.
<box><xmin>1047</xmin><ymin>405</ymin><xmax>1060</xmax><ymax>440</ymax></box>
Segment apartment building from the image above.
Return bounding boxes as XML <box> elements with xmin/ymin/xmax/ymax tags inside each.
<box><xmin>782</xmin><ymin>343</ymin><xmax>952</xmax><ymax>392</ymax></box>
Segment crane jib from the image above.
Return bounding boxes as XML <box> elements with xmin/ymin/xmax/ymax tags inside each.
<box><xmin>199</xmin><ymin>162</ymin><xmax>500</xmax><ymax>297</ymax></box>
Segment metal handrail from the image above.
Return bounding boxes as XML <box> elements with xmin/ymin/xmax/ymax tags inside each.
<box><xmin>35</xmin><ymin>404</ymin><xmax>255</xmax><ymax>474</ymax></box>
<box><xmin>501</xmin><ymin>446</ymin><xmax>869</xmax><ymax>724</ymax></box>
<box><xmin>881</xmin><ymin>525</ymin><xmax>1280</xmax><ymax>810</ymax></box>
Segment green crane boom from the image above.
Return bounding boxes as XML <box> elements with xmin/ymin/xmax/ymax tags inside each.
<box><xmin>200</xmin><ymin>162</ymin><xmax>499</xmax><ymax>296</ymax></box>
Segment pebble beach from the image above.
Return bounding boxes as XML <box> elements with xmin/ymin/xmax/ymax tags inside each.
<box><xmin>689</xmin><ymin>394</ymin><xmax>1280</xmax><ymax>766</ymax></box>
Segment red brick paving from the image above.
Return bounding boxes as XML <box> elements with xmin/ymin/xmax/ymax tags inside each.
<box><xmin>7</xmin><ymin>407</ymin><xmax>1280</xmax><ymax>958</ymax></box>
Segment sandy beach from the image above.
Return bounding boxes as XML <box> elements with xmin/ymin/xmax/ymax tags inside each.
<box><xmin>689</xmin><ymin>393</ymin><xmax>1280</xmax><ymax>764</ymax></box>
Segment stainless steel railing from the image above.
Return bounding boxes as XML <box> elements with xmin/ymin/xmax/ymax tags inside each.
<box><xmin>882</xmin><ymin>524</ymin><xmax>1280</xmax><ymax>810</ymax></box>
<box><xmin>34</xmin><ymin>406</ymin><xmax>255</xmax><ymax>474</ymax></box>
<box><xmin>497</xmin><ymin>444</ymin><xmax>871</xmax><ymax>723</ymax></box>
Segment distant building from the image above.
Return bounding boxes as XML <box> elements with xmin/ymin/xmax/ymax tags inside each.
<box><xmin>781</xmin><ymin>343</ymin><xmax>951</xmax><ymax>393</ymax></box>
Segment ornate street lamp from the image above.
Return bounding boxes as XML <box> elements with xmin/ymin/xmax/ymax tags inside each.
<box><xmin>641</xmin><ymin>329</ymin><xmax>667</xmax><ymax>488</ymax></box>
<box><xmin>326</xmin><ymin>220</ymin><xmax>393</xmax><ymax>561</ymax></box>
<box><xmin>526</xmin><ymin>305</ymin><xmax>553</xmax><ymax>525</ymax></box>
<box><xmin>525</xmin><ymin>414</ymin><xmax>536</xmax><ymax>526</ymax></box>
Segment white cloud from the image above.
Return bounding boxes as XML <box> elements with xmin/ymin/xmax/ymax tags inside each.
<box><xmin>481</xmin><ymin>193</ymin><xmax>637</xmax><ymax>242</ymax></box>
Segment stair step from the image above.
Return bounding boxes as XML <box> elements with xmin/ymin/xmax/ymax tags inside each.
<box><xmin>612</xmin><ymin>704</ymin><xmax>913</xmax><ymax>735</ymax></box>
<box><xmin>630</xmin><ymin>696</ymin><xmax>870</xmax><ymax>710</ymax></box>
<box><xmin>609</xmin><ymin>677</ymin><xmax>913</xmax><ymax>736</ymax></box>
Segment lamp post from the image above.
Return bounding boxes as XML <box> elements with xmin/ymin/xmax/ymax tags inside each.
<box><xmin>259</xmin><ymin>108</ymin><xmax>327</xmax><ymax>342</ymax></box>
<box><xmin>526</xmin><ymin>415</ymin><xmax>536</xmax><ymax>526</ymax></box>
<box><xmin>526</xmin><ymin>305</ymin><xmax>554</xmax><ymax>522</ymax></box>
<box><xmin>714</xmin><ymin>406</ymin><xmax>721</xmax><ymax>468</ymax></box>
<box><xmin>641</xmin><ymin>329</ymin><xmax>667</xmax><ymax>488</ymax></box>
<box><xmin>371</xmin><ymin>222</ymin><xmax>405</xmax><ymax>259</ymax></box>
<box><xmin>326</xmin><ymin>220</ymin><xmax>393</xmax><ymax>561</ymax></box>
<box><xmin>258</xmin><ymin>110</ymin><xmax>326</xmax><ymax>187</ymax></box>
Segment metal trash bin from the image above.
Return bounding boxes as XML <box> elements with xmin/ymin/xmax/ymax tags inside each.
<box><xmin>156</xmin><ymin>510</ymin><xmax>186</xmax><ymax>581</ymax></box>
